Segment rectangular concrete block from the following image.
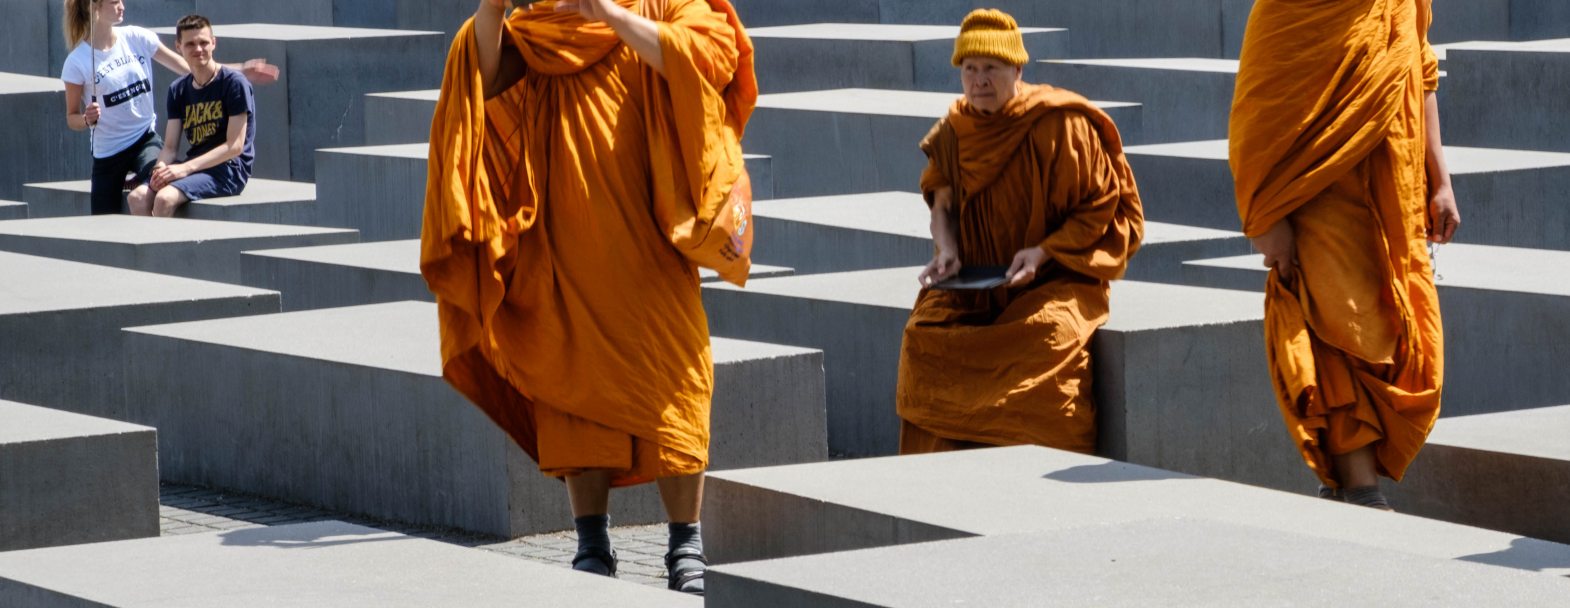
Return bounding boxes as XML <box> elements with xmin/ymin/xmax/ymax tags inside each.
<box><xmin>0</xmin><ymin>216</ymin><xmax>358</xmax><ymax>284</ymax></box>
<box><xmin>1032</xmin><ymin>58</ymin><xmax>1238</xmax><ymax>143</ymax></box>
<box><xmin>239</xmin><ymin>239</ymin><xmax>791</xmax><ymax>311</ymax></box>
<box><xmin>22</xmin><ymin>179</ymin><xmax>320</xmax><ymax>225</ymax></box>
<box><xmin>0</xmin><ymin>200</ymin><xmax>24</xmax><ymax>220</ymax></box>
<box><xmin>152</xmin><ymin>24</ymin><xmax>447</xmax><ymax>181</ymax></box>
<box><xmin>1510</xmin><ymin>1</ymin><xmax>1570</xmax><ymax>40</ymax></box>
<box><xmin>1388</xmin><ymin>405</ymin><xmax>1570</xmax><ymax>545</ymax></box>
<box><xmin>0</xmin><ymin>3</ymin><xmax>50</xmax><ymax>76</ymax></box>
<box><xmin>703</xmin><ymin>445</ymin><xmax>1570</xmax><ymax>575</ymax></box>
<box><xmin>992</xmin><ymin>0</ymin><xmax>1230</xmax><ymax>58</ymax></box>
<box><xmin>0</xmin><ymin>400</ymin><xmax>158</xmax><ymax>552</ymax></box>
<box><xmin>1127</xmin><ymin>139</ymin><xmax>1570</xmax><ymax>250</ymax></box>
<box><xmin>122</xmin><ymin>301</ymin><xmax>826</xmax><ymax>537</ymax></box>
<box><xmin>0</xmin><ymin>74</ymin><xmax>93</xmax><ymax>200</ymax></box>
<box><xmin>727</xmin><ymin>0</ymin><xmax>880</xmax><ymax>27</ymax></box>
<box><xmin>0</xmin><ymin>251</ymin><xmax>279</xmax><ymax>421</ymax></box>
<box><xmin>749</xmin><ymin>24</ymin><xmax>1067</xmax><ymax>94</ymax></box>
<box><xmin>0</xmin><ymin>521</ymin><xmax>700</xmax><ymax>607</ymax></box>
<box><xmin>363</xmin><ymin>89</ymin><xmax>440</xmax><ymax>145</ymax></box>
<box><xmin>1446</xmin><ymin>41</ymin><xmax>1570</xmax><ymax>154</ymax></box>
<box><xmin>709</xmin><ymin>518</ymin><xmax>1570</xmax><ymax>607</ymax></box>
<box><xmin>746</xmin><ymin>89</ymin><xmax>1142</xmax><ymax>198</ymax></box>
<box><xmin>1183</xmin><ymin>244</ymin><xmax>1570</xmax><ymax>417</ymax></box>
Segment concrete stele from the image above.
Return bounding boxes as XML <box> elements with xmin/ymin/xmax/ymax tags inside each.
<box><xmin>0</xmin><ymin>215</ymin><xmax>358</xmax><ymax>284</ymax></box>
<box><xmin>0</xmin><ymin>200</ymin><xmax>24</xmax><ymax>220</ymax></box>
<box><xmin>21</xmin><ymin>179</ymin><xmax>319</xmax><ymax>225</ymax></box>
<box><xmin>1032</xmin><ymin>57</ymin><xmax>1239</xmax><ymax>143</ymax></box>
<box><xmin>0</xmin><ymin>73</ymin><xmax>92</xmax><ymax>200</ymax></box>
<box><xmin>0</xmin><ymin>521</ymin><xmax>699</xmax><ymax>608</ymax></box>
<box><xmin>747</xmin><ymin>23</ymin><xmax>1068</xmax><ymax>93</ymax></box>
<box><xmin>0</xmin><ymin>399</ymin><xmax>159</xmax><ymax>552</ymax></box>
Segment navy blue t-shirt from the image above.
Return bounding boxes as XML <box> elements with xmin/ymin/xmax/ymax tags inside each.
<box><xmin>166</xmin><ymin>66</ymin><xmax>255</xmax><ymax>178</ymax></box>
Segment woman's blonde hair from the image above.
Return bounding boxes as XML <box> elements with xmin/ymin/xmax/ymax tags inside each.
<box><xmin>63</xmin><ymin>0</ymin><xmax>101</xmax><ymax>49</ymax></box>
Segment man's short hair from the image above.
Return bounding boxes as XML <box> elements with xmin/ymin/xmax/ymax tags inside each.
<box><xmin>175</xmin><ymin>14</ymin><xmax>212</xmax><ymax>43</ymax></box>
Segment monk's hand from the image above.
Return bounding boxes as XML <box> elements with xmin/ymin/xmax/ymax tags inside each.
<box><xmin>1251</xmin><ymin>220</ymin><xmax>1297</xmax><ymax>282</ymax></box>
<box><xmin>1428</xmin><ymin>183</ymin><xmax>1460</xmax><ymax>244</ymax></box>
<box><xmin>557</xmin><ymin>0</ymin><xmax>621</xmax><ymax>21</ymax></box>
<box><xmin>1005</xmin><ymin>246</ymin><xmax>1049</xmax><ymax>287</ymax></box>
<box><xmin>918</xmin><ymin>250</ymin><xmax>961</xmax><ymax>288</ymax></box>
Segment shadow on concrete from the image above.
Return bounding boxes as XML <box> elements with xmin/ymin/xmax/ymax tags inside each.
<box><xmin>218</xmin><ymin>522</ymin><xmax>407</xmax><ymax>550</ymax></box>
<box><xmin>1456</xmin><ymin>537</ymin><xmax>1570</xmax><ymax>576</ymax></box>
<box><xmin>1042</xmin><ymin>461</ymin><xmax>1194</xmax><ymax>484</ymax></box>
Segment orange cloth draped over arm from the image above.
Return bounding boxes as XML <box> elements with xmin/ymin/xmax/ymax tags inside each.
<box><xmin>420</xmin><ymin>0</ymin><xmax>755</xmax><ymax>487</ymax></box>
<box><xmin>897</xmin><ymin>84</ymin><xmax>1143</xmax><ymax>454</ymax></box>
<box><xmin>1229</xmin><ymin>0</ymin><xmax>1443</xmax><ymax>487</ymax></box>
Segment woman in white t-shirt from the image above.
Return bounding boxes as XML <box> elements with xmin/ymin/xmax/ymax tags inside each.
<box><xmin>61</xmin><ymin>0</ymin><xmax>276</xmax><ymax>215</ymax></box>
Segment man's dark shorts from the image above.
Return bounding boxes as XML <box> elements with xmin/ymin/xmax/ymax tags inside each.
<box><xmin>169</xmin><ymin>165</ymin><xmax>248</xmax><ymax>202</ymax></box>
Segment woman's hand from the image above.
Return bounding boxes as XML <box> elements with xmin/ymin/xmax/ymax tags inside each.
<box><xmin>83</xmin><ymin>101</ymin><xmax>101</xmax><ymax>127</ymax></box>
<box><xmin>240</xmin><ymin>58</ymin><xmax>279</xmax><ymax>86</ymax></box>
<box><xmin>918</xmin><ymin>249</ymin><xmax>961</xmax><ymax>288</ymax></box>
<box><xmin>1005</xmin><ymin>246</ymin><xmax>1049</xmax><ymax>287</ymax></box>
<box><xmin>1251</xmin><ymin>219</ymin><xmax>1297</xmax><ymax>282</ymax></box>
<box><xmin>1428</xmin><ymin>183</ymin><xmax>1460</xmax><ymax>244</ymax></box>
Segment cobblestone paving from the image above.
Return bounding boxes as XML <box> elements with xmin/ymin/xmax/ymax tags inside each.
<box><xmin>159</xmin><ymin>483</ymin><xmax>674</xmax><ymax>589</ymax></box>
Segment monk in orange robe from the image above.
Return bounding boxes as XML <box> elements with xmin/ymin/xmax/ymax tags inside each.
<box><xmin>1230</xmin><ymin>0</ymin><xmax>1460</xmax><ymax>510</ymax></box>
<box><xmin>896</xmin><ymin>9</ymin><xmax>1144</xmax><ymax>456</ymax></box>
<box><xmin>420</xmin><ymin>0</ymin><xmax>755</xmax><ymax>593</ymax></box>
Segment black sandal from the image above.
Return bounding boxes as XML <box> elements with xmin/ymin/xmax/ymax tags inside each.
<box><xmin>665</xmin><ymin>547</ymin><xmax>707</xmax><ymax>595</ymax></box>
<box><xmin>572</xmin><ymin>547</ymin><xmax>618</xmax><ymax>578</ymax></box>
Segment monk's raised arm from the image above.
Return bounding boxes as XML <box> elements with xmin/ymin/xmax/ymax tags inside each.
<box><xmin>475</xmin><ymin>0</ymin><xmax>510</xmax><ymax>89</ymax></box>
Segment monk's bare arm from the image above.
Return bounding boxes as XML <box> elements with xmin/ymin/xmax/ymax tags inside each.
<box><xmin>559</xmin><ymin>0</ymin><xmax>665</xmax><ymax>75</ymax></box>
<box><xmin>475</xmin><ymin>0</ymin><xmax>510</xmax><ymax>89</ymax></box>
<box><xmin>919</xmin><ymin>187</ymin><xmax>962</xmax><ymax>287</ymax></box>
<box><xmin>1424</xmin><ymin>91</ymin><xmax>1460</xmax><ymax>243</ymax></box>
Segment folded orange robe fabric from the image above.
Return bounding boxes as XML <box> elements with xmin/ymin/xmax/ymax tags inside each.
<box><xmin>1230</xmin><ymin>0</ymin><xmax>1443</xmax><ymax>487</ymax></box>
<box><xmin>896</xmin><ymin>84</ymin><xmax>1144</xmax><ymax>455</ymax></box>
<box><xmin>420</xmin><ymin>0</ymin><xmax>755</xmax><ymax>487</ymax></box>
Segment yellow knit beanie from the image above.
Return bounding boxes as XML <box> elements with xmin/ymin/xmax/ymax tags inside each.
<box><xmin>952</xmin><ymin>9</ymin><xmax>1028</xmax><ymax>67</ymax></box>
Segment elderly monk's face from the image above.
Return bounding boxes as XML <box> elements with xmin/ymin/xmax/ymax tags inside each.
<box><xmin>960</xmin><ymin>56</ymin><xmax>1022</xmax><ymax>114</ymax></box>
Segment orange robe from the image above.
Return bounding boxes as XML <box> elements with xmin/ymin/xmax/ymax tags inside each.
<box><xmin>897</xmin><ymin>84</ymin><xmax>1144</xmax><ymax>455</ymax></box>
<box><xmin>1230</xmin><ymin>0</ymin><xmax>1443</xmax><ymax>487</ymax></box>
<box><xmin>420</xmin><ymin>0</ymin><xmax>756</xmax><ymax>487</ymax></box>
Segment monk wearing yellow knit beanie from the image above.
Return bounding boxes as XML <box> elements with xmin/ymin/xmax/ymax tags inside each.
<box><xmin>895</xmin><ymin>9</ymin><xmax>1145</xmax><ymax>456</ymax></box>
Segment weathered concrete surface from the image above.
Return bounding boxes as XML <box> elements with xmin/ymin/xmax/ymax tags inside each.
<box><xmin>0</xmin><ymin>400</ymin><xmax>158</xmax><ymax>552</ymax></box>
<box><xmin>0</xmin><ymin>521</ymin><xmax>700</xmax><ymax>608</ymax></box>
<box><xmin>0</xmin><ymin>3</ymin><xmax>49</xmax><ymax>76</ymax></box>
<box><xmin>749</xmin><ymin>24</ymin><xmax>1067</xmax><ymax>93</ymax></box>
<box><xmin>1032</xmin><ymin>58</ymin><xmax>1238</xmax><ymax>143</ymax></box>
<box><xmin>1447</xmin><ymin>40</ymin><xmax>1570</xmax><ymax>154</ymax></box>
<box><xmin>0</xmin><ymin>201</ymin><xmax>24</xmax><ymax>220</ymax></box>
<box><xmin>0</xmin><ymin>74</ymin><xmax>93</xmax><ymax>200</ymax></box>
<box><xmin>0</xmin><ymin>216</ymin><xmax>358</xmax><ymax>284</ymax></box>
<box><xmin>0</xmin><ymin>251</ymin><xmax>278</xmax><ymax>421</ymax></box>
<box><xmin>22</xmin><ymin>179</ymin><xmax>319</xmax><ymax>225</ymax></box>
<box><xmin>1127</xmin><ymin>139</ymin><xmax>1570</xmax><ymax>250</ymax></box>
<box><xmin>1389</xmin><ymin>405</ymin><xmax>1570</xmax><ymax>545</ymax></box>
<box><xmin>704</xmin><ymin>445</ymin><xmax>1570</xmax><ymax>575</ymax></box>
<box><xmin>726</xmin><ymin>0</ymin><xmax>880</xmax><ymax>27</ymax></box>
<box><xmin>746</xmin><ymin>89</ymin><xmax>1141</xmax><ymax>198</ymax></box>
<box><xmin>994</xmin><ymin>0</ymin><xmax>1239</xmax><ymax>58</ymax></box>
<box><xmin>151</xmin><ymin>24</ymin><xmax>446</xmax><ymax>181</ymax></box>
<box><xmin>123</xmin><ymin>301</ymin><xmax>826</xmax><ymax>537</ymax></box>
<box><xmin>1183</xmin><ymin>245</ymin><xmax>1570</xmax><ymax>416</ymax></box>
<box><xmin>240</xmin><ymin>239</ymin><xmax>791</xmax><ymax>311</ymax></box>
<box><xmin>363</xmin><ymin>90</ymin><xmax>441</xmax><ymax>145</ymax></box>
<box><xmin>709</xmin><ymin>518</ymin><xmax>1570</xmax><ymax>607</ymax></box>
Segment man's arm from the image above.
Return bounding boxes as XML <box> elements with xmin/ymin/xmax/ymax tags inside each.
<box><xmin>151</xmin><ymin>114</ymin><xmax>247</xmax><ymax>188</ymax></box>
<box><xmin>147</xmin><ymin>119</ymin><xmax>184</xmax><ymax>190</ymax></box>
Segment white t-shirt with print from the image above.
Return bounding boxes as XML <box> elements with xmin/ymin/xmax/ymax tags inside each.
<box><xmin>61</xmin><ymin>26</ymin><xmax>162</xmax><ymax>159</ymax></box>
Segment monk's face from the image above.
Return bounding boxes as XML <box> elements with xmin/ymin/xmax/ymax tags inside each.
<box><xmin>960</xmin><ymin>56</ymin><xmax>1022</xmax><ymax>114</ymax></box>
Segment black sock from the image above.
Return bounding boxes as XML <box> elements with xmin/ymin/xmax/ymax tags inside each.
<box><xmin>1343</xmin><ymin>486</ymin><xmax>1391</xmax><ymax>511</ymax></box>
<box><xmin>667</xmin><ymin>522</ymin><xmax>706</xmax><ymax>593</ymax></box>
<box><xmin>573</xmin><ymin>514</ymin><xmax>614</xmax><ymax>575</ymax></box>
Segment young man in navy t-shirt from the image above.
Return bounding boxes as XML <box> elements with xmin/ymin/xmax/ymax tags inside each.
<box><xmin>130</xmin><ymin>14</ymin><xmax>256</xmax><ymax>217</ymax></box>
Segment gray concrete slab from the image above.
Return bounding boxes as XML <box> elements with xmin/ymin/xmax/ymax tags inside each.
<box><xmin>703</xmin><ymin>445</ymin><xmax>1570</xmax><ymax>576</ymax></box>
<box><xmin>1511</xmin><ymin>0</ymin><xmax>1570</xmax><ymax>40</ymax></box>
<box><xmin>363</xmin><ymin>89</ymin><xmax>440</xmax><ymax>145</ymax></box>
<box><xmin>392</xmin><ymin>0</ymin><xmax>479</xmax><ymax>34</ymax></box>
<box><xmin>151</xmin><ymin>24</ymin><xmax>447</xmax><ymax>181</ymax></box>
<box><xmin>0</xmin><ymin>215</ymin><xmax>358</xmax><ymax>284</ymax></box>
<box><xmin>1183</xmin><ymin>244</ymin><xmax>1570</xmax><ymax>417</ymax></box>
<box><xmin>749</xmin><ymin>191</ymin><xmax>1248</xmax><ymax>279</ymax></box>
<box><xmin>0</xmin><ymin>251</ymin><xmax>278</xmax><ymax>420</ymax></box>
<box><xmin>745</xmin><ymin>89</ymin><xmax>1142</xmax><ymax>198</ymax></box>
<box><xmin>748</xmin><ymin>23</ymin><xmax>1067</xmax><ymax>93</ymax></box>
<box><xmin>1430</xmin><ymin>0</ymin><xmax>1513</xmax><ymax>43</ymax></box>
<box><xmin>709</xmin><ymin>518</ymin><xmax>1570</xmax><ymax>607</ymax></box>
<box><xmin>1447</xmin><ymin>39</ymin><xmax>1570</xmax><ymax>154</ymax></box>
<box><xmin>122</xmin><ymin>301</ymin><xmax>826</xmax><ymax>537</ymax></box>
<box><xmin>727</xmin><ymin>0</ymin><xmax>879</xmax><ymax>27</ymax></box>
<box><xmin>992</xmin><ymin>0</ymin><xmax>1233</xmax><ymax>58</ymax></box>
<box><xmin>239</xmin><ymin>239</ymin><xmax>792</xmax><ymax>311</ymax></box>
<box><xmin>0</xmin><ymin>73</ymin><xmax>93</xmax><ymax>200</ymax></box>
<box><xmin>1126</xmin><ymin>139</ymin><xmax>1570</xmax><ymax>250</ymax></box>
<box><xmin>1032</xmin><ymin>58</ymin><xmax>1238</xmax><ymax>143</ymax></box>
<box><xmin>0</xmin><ymin>399</ymin><xmax>158</xmax><ymax>552</ymax></box>
<box><xmin>0</xmin><ymin>521</ymin><xmax>700</xmax><ymax>608</ymax></box>
<box><xmin>21</xmin><ymin>179</ymin><xmax>320</xmax><ymax>225</ymax></box>
<box><xmin>0</xmin><ymin>3</ymin><xmax>50</xmax><ymax>76</ymax></box>
<box><xmin>1388</xmin><ymin>405</ymin><xmax>1570</xmax><ymax>545</ymax></box>
<box><xmin>0</xmin><ymin>200</ymin><xmax>24</xmax><ymax>220</ymax></box>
